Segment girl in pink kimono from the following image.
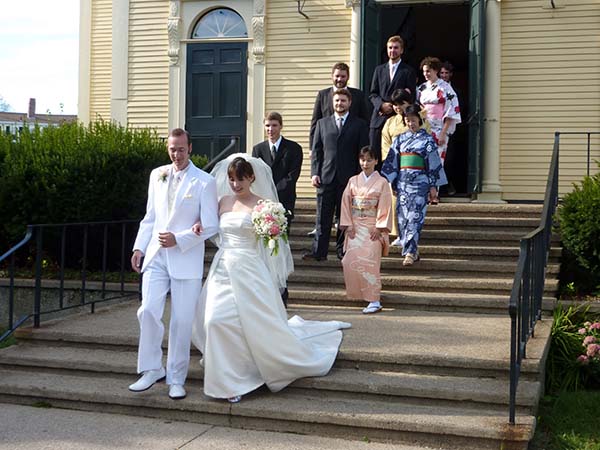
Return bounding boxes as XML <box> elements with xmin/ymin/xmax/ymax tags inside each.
<box><xmin>340</xmin><ymin>146</ymin><xmax>393</xmax><ymax>314</ymax></box>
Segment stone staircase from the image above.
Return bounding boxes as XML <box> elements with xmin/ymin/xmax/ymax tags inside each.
<box><xmin>0</xmin><ymin>200</ymin><xmax>559</xmax><ymax>449</ymax></box>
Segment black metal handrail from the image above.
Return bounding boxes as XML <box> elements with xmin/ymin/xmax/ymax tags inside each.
<box><xmin>203</xmin><ymin>136</ymin><xmax>239</xmax><ymax>173</ymax></box>
<box><xmin>508</xmin><ymin>131</ymin><xmax>598</xmax><ymax>424</ymax></box>
<box><xmin>1</xmin><ymin>220</ymin><xmax>140</xmax><ymax>343</ymax></box>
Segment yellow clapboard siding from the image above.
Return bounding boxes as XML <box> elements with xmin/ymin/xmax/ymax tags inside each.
<box><xmin>89</xmin><ymin>0</ymin><xmax>112</xmax><ymax>121</ymax></box>
<box><xmin>499</xmin><ymin>0</ymin><xmax>600</xmax><ymax>201</ymax></box>
<box><xmin>127</xmin><ymin>0</ymin><xmax>169</xmax><ymax>136</ymax></box>
<box><xmin>265</xmin><ymin>0</ymin><xmax>352</xmax><ymax>198</ymax></box>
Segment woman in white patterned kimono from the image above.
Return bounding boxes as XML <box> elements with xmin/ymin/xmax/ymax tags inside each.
<box><xmin>416</xmin><ymin>56</ymin><xmax>461</xmax><ymax>164</ymax></box>
<box><xmin>382</xmin><ymin>105</ymin><xmax>447</xmax><ymax>266</ymax></box>
<box><xmin>191</xmin><ymin>154</ymin><xmax>350</xmax><ymax>403</ymax></box>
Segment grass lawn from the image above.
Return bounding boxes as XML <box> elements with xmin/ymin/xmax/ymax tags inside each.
<box><xmin>530</xmin><ymin>390</ymin><xmax>600</xmax><ymax>450</ymax></box>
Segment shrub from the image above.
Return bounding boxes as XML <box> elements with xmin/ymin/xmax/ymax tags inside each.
<box><xmin>557</xmin><ymin>163</ymin><xmax>600</xmax><ymax>295</ymax></box>
<box><xmin>546</xmin><ymin>304</ymin><xmax>600</xmax><ymax>393</ymax></box>
<box><xmin>0</xmin><ymin>121</ymin><xmax>207</xmax><ymax>248</ymax></box>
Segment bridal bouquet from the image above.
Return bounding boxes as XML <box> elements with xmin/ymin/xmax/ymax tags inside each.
<box><xmin>251</xmin><ymin>199</ymin><xmax>289</xmax><ymax>256</ymax></box>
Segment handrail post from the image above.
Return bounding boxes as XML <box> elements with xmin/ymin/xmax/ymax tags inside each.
<box><xmin>33</xmin><ymin>227</ymin><xmax>43</xmax><ymax>328</ymax></box>
<box><xmin>8</xmin><ymin>253</ymin><xmax>15</xmax><ymax>331</ymax></box>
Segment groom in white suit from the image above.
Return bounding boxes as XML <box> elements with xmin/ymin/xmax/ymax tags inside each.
<box><xmin>129</xmin><ymin>128</ymin><xmax>219</xmax><ymax>399</ymax></box>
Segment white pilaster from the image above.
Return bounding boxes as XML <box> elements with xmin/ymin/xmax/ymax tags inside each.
<box><xmin>477</xmin><ymin>0</ymin><xmax>504</xmax><ymax>203</ymax></box>
<box><xmin>347</xmin><ymin>0</ymin><xmax>362</xmax><ymax>88</ymax></box>
<box><xmin>168</xmin><ymin>1</ymin><xmax>182</xmax><ymax>130</ymax></box>
<box><xmin>111</xmin><ymin>0</ymin><xmax>129</xmax><ymax>125</ymax></box>
<box><xmin>78</xmin><ymin>0</ymin><xmax>92</xmax><ymax>123</ymax></box>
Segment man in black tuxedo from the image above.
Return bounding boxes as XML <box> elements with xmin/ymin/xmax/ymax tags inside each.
<box><xmin>309</xmin><ymin>62</ymin><xmax>370</xmax><ymax>150</ymax></box>
<box><xmin>253</xmin><ymin>112</ymin><xmax>302</xmax><ymax>307</ymax></box>
<box><xmin>369</xmin><ymin>35</ymin><xmax>416</xmax><ymax>163</ymax></box>
<box><xmin>303</xmin><ymin>89</ymin><xmax>369</xmax><ymax>261</ymax></box>
<box><xmin>252</xmin><ymin>112</ymin><xmax>303</xmax><ymax>228</ymax></box>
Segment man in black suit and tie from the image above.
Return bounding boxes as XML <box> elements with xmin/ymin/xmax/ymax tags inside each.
<box><xmin>303</xmin><ymin>89</ymin><xmax>369</xmax><ymax>261</ymax></box>
<box><xmin>253</xmin><ymin>112</ymin><xmax>303</xmax><ymax>307</ymax></box>
<box><xmin>252</xmin><ymin>112</ymin><xmax>303</xmax><ymax>228</ymax></box>
<box><xmin>369</xmin><ymin>35</ymin><xmax>416</xmax><ymax>163</ymax></box>
<box><xmin>309</xmin><ymin>62</ymin><xmax>371</xmax><ymax>150</ymax></box>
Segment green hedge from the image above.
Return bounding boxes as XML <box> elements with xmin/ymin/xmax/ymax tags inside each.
<box><xmin>557</xmin><ymin>162</ymin><xmax>600</xmax><ymax>296</ymax></box>
<box><xmin>0</xmin><ymin>121</ymin><xmax>207</xmax><ymax>247</ymax></box>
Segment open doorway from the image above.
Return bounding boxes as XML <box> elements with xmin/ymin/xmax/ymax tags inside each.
<box><xmin>363</xmin><ymin>1</ymin><xmax>471</xmax><ymax>196</ymax></box>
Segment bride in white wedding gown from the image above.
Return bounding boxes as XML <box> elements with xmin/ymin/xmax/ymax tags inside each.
<box><xmin>191</xmin><ymin>154</ymin><xmax>351</xmax><ymax>403</ymax></box>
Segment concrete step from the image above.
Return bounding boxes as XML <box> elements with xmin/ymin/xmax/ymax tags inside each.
<box><xmin>290</xmin><ymin>254</ymin><xmax>560</xmax><ymax>276</ymax></box>
<box><xmin>292</xmin><ymin>214</ymin><xmax>541</xmax><ymax>228</ymax></box>
<box><xmin>288</xmin><ymin>270</ymin><xmax>558</xmax><ymax>296</ymax></box>
<box><xmin>287</xmin><ymin>288</ymin><xmax>558</xmax><ymax>314</ymax></box>
<box><xmin>11</xmin><ymin>303</ymin><xmax>549</xmax><ymax>379</ymax></box>
<box><xmin>294</xmin><ymin>200</ymin><xmax>543</xmax><ymax>219</ymax></box>
<box><xmin>0</xmin><ymin>367</ymin><xmax>535</xmax><ymax>450</ymax></box>
<box><xmin>0</xmin><ymin>343</ymin><xmax>539</xmax><ymax>410</ymax></box>
<box><xmin>290</xmin><ymin>243</ymin><xmax>561</xmax><ymax>262</ymax></box>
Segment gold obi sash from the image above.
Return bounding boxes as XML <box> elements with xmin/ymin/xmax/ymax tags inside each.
<box><xmin>400</xmin><ymin>152</ymin><xmax>425</xmax><ymax>170</ymax></box>
<box><xmin>351</xmin><ymin>197</ymin><xmax>378</xmax><ymax>218</ymax></box>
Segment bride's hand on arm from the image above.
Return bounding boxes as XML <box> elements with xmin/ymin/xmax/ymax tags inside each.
<box><xmin>191</xmin><ymin>221</ymin><xmax>203</xmax><ymax>235</ymax></box>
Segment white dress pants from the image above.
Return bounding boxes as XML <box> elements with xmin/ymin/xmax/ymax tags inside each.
<box><xmin>137</xmin><ymin>249</ymin><xmax>202</xmax><ymax>385</ymax></box>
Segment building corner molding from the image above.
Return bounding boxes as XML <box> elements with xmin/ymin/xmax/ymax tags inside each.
<box><xmin>78</xmin><ymin>0</ymin><xmax>92</xmax><ymax>123</ymax></box>
<box><xmin>168</xmin><ymin>1</ymin><xmax>182</xmax><ymax>66</ymax></box>
<box><xmin>111</xmin><ymin>0</ymin><xmax>129</xmax><ymax>125</ymax></box>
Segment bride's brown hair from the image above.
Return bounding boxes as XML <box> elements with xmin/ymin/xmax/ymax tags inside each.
<box><xmin>227</xmin><ymin>157</ymin><xmax>255</xmax><ymax>181</ymax></box>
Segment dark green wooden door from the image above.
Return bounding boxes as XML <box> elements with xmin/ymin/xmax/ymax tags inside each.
<box><xmin>467</xmin><ymin>0</ymin><xmax>485</xmax><ymax>193</ymax></box>
<box><xmin>186</xmin><ymin>42</ymin><xmax>247</xmax><ymax>159</ymax></box>
<box><xmin>360</xmin><ymin>0</ymin><xmax>381</xmax><ymax>92</ymax></box>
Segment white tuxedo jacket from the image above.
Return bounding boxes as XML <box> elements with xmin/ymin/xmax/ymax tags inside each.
<box><xmin>133</xmin><ymin>162</ymin><xmax>219</xmax><ymax>279</ymax></box>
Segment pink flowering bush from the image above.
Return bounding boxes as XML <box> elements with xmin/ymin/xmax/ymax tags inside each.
<box><xmin>547</xmin><ymin>304</ymin><xmax>600</xmax><ymax>392</ymax></box>
<box><xmin>576</xmin><ymin>321</ymin><xmax>600</xmax><ymax>377</ymax></box>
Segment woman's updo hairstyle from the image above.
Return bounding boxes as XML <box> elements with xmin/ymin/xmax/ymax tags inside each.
<box><xmin>402</xmin><ymin>104</ymin><xmax>424</xmax><ymax>126</ymax></box>
<box><xmin>419</xmin><ymin>56</ymin><xmax>442</xmax><ymax>72</ymax></box>
<box><xmin>227</xmin><ymin>157</ymin><xmax>255</xmax><ymax>181</ymax></box>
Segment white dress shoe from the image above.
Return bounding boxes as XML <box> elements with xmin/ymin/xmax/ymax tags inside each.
<box><xmin>128</xmin><ymin>368</ymin><xmax>166</xmax><ymax>392</ymax></box>
<box><xmin>227</xmin><ymin>395</ymin><xmax>242</xmax><ymax>403</ymax></box>
<box><xmin>169</xmin><ymin>384</ymin><xmax>186</xmax><ymax>400</ymax></box>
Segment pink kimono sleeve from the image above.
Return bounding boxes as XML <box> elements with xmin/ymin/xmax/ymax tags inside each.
<box><xmin>375</xmin><ymin>179</ymin><xmax>393</xmax><ymax>232</ymax></box>
<box><xmin>339</xmin><ymin>177</ymin><xmax>355</xmax><ymax>229</ymax></box>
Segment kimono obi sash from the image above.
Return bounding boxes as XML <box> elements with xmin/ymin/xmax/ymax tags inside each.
<box><xmin>351</xmin><ymin>197</ymin><xmax>378</xmax><ymax>218</ymax></box>
<box><xmin>399</xmin><ymin>152</ymin><xmax>425</xmax><ymax>170</ymax></box>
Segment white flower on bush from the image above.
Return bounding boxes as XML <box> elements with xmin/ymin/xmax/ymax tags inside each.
<box><xmin>251</xmin><ymin>199</ymin><xmax>289</xmax><ymax>256</ymax></box>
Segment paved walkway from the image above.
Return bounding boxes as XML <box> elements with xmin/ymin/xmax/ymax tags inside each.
<box><xmin>0</xmin><ymin>403</ymin><xmax>433</xmax><ymax>450</ymax></box>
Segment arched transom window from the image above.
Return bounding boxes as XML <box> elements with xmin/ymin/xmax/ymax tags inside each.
<box><xmin>192</xmin><ymin>9</ymin><xmax>248</xmax><ymax>39</ymax></box>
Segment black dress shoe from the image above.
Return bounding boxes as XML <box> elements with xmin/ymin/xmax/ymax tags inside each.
<box><xmin>336</xmin><ymin>248</ymin><xmax>345</xmax><ymax>260</ymax></box>
<box><xmin>302</xmin><ymin>252</ymin><xmax>326</xmax><ymax>261</ymax></box>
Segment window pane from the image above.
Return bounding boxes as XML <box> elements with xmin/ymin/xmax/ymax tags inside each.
<box><xmin>192</xmin><ymin>9</ymin><xmax>248</xmax><ymax>39</ymax></box>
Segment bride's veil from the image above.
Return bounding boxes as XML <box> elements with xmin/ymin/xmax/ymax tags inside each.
<box><xmin>209</xmin><ymin>153</ymin><xmax>294</xmax><ymax>288</ymax></box>
<box><xmin>210</xmin><ymin>153</ymin><xmax>279</xmax><ymax>202</ymax></box>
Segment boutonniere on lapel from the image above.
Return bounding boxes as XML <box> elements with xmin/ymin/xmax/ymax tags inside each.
<box><xmin>158</xmin><ymin>168</ymin><xmax>169</xmax><ymax>183</ymax></box>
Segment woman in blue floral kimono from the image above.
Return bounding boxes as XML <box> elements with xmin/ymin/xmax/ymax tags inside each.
<box><xmin>381</xmin><ymin>105</ymin><xmax>447</xmax><ymax>266</ymax></box>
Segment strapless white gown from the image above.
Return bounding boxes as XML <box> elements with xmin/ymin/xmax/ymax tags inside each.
<box><xmin>191</xmin><ymin>212</ymin><xmax>351</xmax><ymax>399</ymax></box>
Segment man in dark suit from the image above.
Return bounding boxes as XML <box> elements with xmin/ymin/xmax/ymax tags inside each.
<box><xmin>253</xmin><ymin>112</ymin><xmax>303</xmax><ymax>308</ymax></box>
<box><xmin>369</xmin><ymin>35</ymin><xmax>416</xmax><ymax>163</ymax></box>
<box><xmin>309</xmin><ymin>62</ymin><xmax>370</xmax><ymax>150</ymax></box>
<box><xmin>303</xmin><ymin>89</ymin><xmax>369</xmax><ymax>261</ymax></box>
<box><xmin>252</xmin><ymin>111</ymin><xmax>303</xmax><ymax>229</ymax></box>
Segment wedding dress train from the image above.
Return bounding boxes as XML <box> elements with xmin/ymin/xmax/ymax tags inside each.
<box><xmin>191</xmin><ymin>212</ymin><xmax>351</xmax><ymax>399</ymax></box>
